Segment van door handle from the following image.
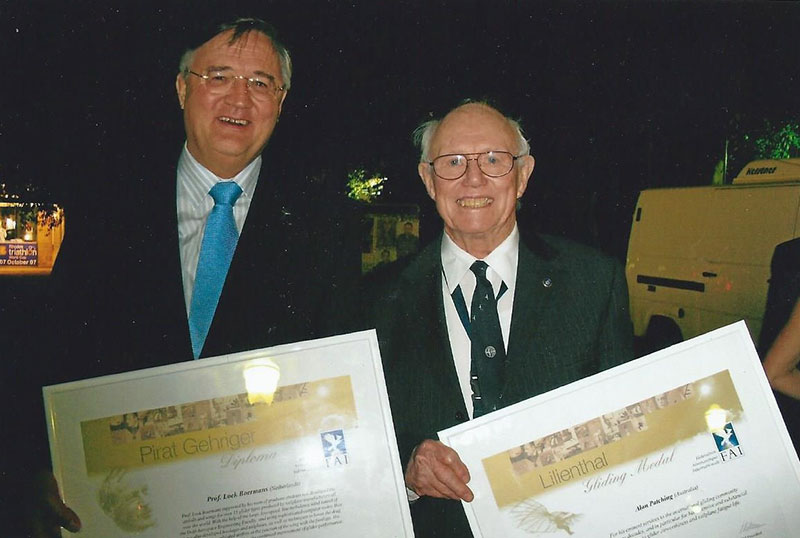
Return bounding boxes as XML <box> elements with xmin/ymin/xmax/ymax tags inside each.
<box><xmin>702</xmin><ymin>272</ymin><xmax>717</xmax><ymax>278</ymax></box>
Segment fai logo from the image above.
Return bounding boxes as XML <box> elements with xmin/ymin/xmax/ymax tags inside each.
<box><xmin>321</xmin><ymin>430</ymin><xmax>349</xmax><ymax>467</ymax></box>
<box><xmin>712</xmin><ymin>423</ymin><xmax>743</xmax><ymax>462</ymax></box>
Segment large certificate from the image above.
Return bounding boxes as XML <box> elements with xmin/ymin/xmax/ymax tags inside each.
<box><xmin>439</xmin><ymin>321</ymin><xmax>800</xmax><ymax>537</ymax></box>
<box><xmin>44</xmin><ymin>330</ymin><xmax>414</xmax><ymax>537</ymax></box>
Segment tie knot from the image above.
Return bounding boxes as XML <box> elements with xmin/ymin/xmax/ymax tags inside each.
<box><xmin>209</xmin><ymin>181</ymin><xmax>243</xmax><ymax>206</ymax></box>
<box><xmin>470</xmin><ymin>260</ymin><xmax>489</xmax><ymax>279</ymax></box>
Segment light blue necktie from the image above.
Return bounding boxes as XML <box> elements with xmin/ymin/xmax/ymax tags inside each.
<box><xmin>189</xmin><ymin>181</ymin><xmax>243</xmax><ymax>359</ymax></box>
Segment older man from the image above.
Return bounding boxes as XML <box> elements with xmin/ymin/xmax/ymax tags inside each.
<box><xmin>361</xmin><ymin>101</ymin><xmax>632</xmax><ymax>536</ymax></box>
<box><xmin>20</xmin><ymin>18</ymin><xmax>354</xmax><ymax>536</ymax></box>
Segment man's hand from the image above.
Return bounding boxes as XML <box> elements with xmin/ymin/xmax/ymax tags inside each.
<box><xmin>405</xmin><ymin>439</ymin><xmax>474</xmax><ymax>501</ymax></box>
<box><xmin>25</xmin><ymin>470</ymin><xmax>82</xmax><ymax>537</ymax></box>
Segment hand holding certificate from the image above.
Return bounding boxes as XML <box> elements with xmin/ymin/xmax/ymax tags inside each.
<box><xmin>405</xmin><ymin>439</ymin><xmax>474</xmax><ymax>502</ymax></box>
<box><xmin>44</xmin><ymin>331</ymin><xmax>414</xmax><ymax>537</ymax></box>
<box><xmin>439</xmin><ymin>322</ymin><xmax>800</xmax><ymax>537</ymax></box>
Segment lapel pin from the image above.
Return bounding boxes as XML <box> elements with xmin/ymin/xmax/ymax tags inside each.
<box><xmin>542</xmin><ymin>277</ymin><xmax>552</xmax><ymax>288</ymax></box>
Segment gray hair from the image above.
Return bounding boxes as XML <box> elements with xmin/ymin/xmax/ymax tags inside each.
<box><xmin>178</xmin><ymin>18</ymin><xmax>292</xmax><ymax>90</ymax></box>
<box><xmin>412</xmin><ymin>101</ymin><xmax>530</xmax><ymax>162</ymax></box>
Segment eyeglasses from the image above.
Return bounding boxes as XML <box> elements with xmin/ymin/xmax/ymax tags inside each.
<box><xmin>187</xmin><ymin>70</ymin><xmax>285</xmax><ymax>100</ymax></box>
<box><xmin>427</xmin><ymin>151</ymin><xmax>522</xmax><ymax>180</ymax></box>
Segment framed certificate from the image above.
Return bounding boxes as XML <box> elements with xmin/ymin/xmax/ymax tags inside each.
<box><xmin>44</xmin><ymin>330</ymin><xmax>414</xmax><ymax>537</ymax></box>
<box><xmin>439</xmin><ymin>321</ymin><xmax>800</xmax><ymax>537</ymax></box>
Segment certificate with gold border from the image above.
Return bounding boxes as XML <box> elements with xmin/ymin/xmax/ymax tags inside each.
<box><xmin>44</xmin><ymin>330</ymin><xmax>414</xmax><ymax>537</ymax></box>
<box><xmin>438</xmin><ymin>321</ymin><xmax>800</xmax><ymax>537</ymax></box>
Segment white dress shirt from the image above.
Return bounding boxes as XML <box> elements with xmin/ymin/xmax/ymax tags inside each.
<box><xmin>440</xmin><ymin>225</ymin><xmax>520</xmax><ymax>419</ymax></box>
<box><xmin>176</xmin><ymin>145</ymin><xmax>261</xmax><ymax>315</ymax></box>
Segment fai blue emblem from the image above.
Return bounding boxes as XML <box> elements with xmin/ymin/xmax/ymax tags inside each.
<box><xmin>713</xmin><ymin>422</ymin><xmax>744</xmax><ymax>462</ymax></box>
<box><xmin>321</xmin><ymin>430</ymin><xmax>347</xmax><ymax>458</ymax></box>
<box><xmin>712</xmin><ymin>423</ymin><xmax>739</xmax><ymax>451</ymax></box>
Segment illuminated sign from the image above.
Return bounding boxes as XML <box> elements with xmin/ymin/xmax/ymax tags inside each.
<box><xmin>0</xmin><ymin>242</ymin><xmax>38</xmax><ymax>266</ymax></box>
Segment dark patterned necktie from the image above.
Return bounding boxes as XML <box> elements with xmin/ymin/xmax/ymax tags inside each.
<box><xmin>469</xmin><ymin>260</ymin><xmax>506</xmax><ymax>417</ymax></box>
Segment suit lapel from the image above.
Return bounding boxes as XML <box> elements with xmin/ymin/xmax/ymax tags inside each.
<box><xmin>503</xmin><ymin>236</ymin><xmax>564</xmax><ymax>403</ymax></box>
<box><xmin>161</xmin><ymin>174</ymin><xmax>193</xmax><ymax>358</ymax></box>
<box><xmin>404</xmin><ymin>237</ymin><xmax>468</xmax><ymax>416</ymax></box>
<box><xmin>120</xmin><ymin>154</ymin><xmax>193</xmax><ymax>366</ymax></box>
<box><xmin>423</xmin><ymin>241</ymin><xmax>460</xmax><ymax>390</ymax></box>
<box><xmin>202</xmin><ymin>168</ymin><xmax>312</xmax><ymax>357</ymax></box>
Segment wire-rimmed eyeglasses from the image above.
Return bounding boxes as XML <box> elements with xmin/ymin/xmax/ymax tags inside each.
<box><xmin>187</xmin><ymin>70</ymin><xmax>285</xmax><ymax>100</ymax></box>
<box><xmin>427</xmin><ymin>151</ymin><xmax>522</xmax><ymax>180</ymax></box>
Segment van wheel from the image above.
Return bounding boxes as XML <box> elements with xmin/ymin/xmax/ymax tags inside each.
<box><xmin>639</xmin><ymin>317</ymin><xmax>683</xmax><ymax>356</ymax></box>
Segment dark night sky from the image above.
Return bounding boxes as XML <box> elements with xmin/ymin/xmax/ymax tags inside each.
<box><xmin>2</xmin><ymin>0</ymin><xmax>798</xmax><ymax>258</ymax></box>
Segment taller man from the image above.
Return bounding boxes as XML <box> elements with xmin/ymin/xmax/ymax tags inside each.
<box><xmin>20</xmin><ymin>18</ymin><xmax>353</xmax><ymax>536</ymax></box>
<box><xmin>361</xmin><ymin>101</ymin><xmax>633</xmax><ymax>536</ymax></box>
<box><xmin>50</xmin><ymin>17</ymin><xmax>351</xmax><ymax>371</ymax></box>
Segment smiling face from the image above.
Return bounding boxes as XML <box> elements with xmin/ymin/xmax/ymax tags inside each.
<box><xmin>418</xmin><ymin>103</ymin><xmax>535</xmax><ymax>258</ymax></box>
<box><xmin>175</xmin><ymin>30</ymin><xmax>287</xmax><ymax>178</ymax></box>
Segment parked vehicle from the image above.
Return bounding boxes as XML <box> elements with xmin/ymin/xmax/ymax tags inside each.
<box><xmin>626</xmin><ymin>158</ymin><xmax>800</xmax><ymax>353</ymax></box>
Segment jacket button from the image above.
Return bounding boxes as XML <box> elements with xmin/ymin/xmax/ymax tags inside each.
<box><xmin>455</xmin><ymin>411</ymin><xmax>465</xmax><ymax>421</ymax></box>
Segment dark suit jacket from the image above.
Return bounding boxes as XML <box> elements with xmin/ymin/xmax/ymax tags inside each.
<box><xmin>50</xmin><ymin>152</ymin><xmax>354</xmax><ymax>372</ymax></box>
<box><xmin>14</xmin><ymin>147</ymin><xmax>356</xmax><ymax>474</ymax></box>
<box><xmin>359</xmin><ymin>232</ymin><xmax>633</xmax><ymax>537</ymax></box>
<box><xmin>2</xmin><ymin>148</ymin><xmax>352</xmax><ymax>535</ymax></box>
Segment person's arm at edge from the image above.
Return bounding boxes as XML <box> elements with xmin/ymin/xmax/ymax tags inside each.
<box><xmin>763</xmin><ymin>297</ymin><xmax>800</xmax><ymax>400</ymax></box>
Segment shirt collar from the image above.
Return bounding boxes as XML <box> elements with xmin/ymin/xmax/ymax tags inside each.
<box><xmin>441</xmin><ymin>224</ymin><xmax>520</xmax><ymax>294</ymax></box>
<box><xmin>177</xmin><ymin>144</ymin><xmax>261</xmax><ymax>206</ymax></box>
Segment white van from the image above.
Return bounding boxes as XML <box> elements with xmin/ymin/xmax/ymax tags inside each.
<box><xmin>626</xmin><ymin>158</ymin><xmax>800</xmax><ymax>352</ymax></box>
